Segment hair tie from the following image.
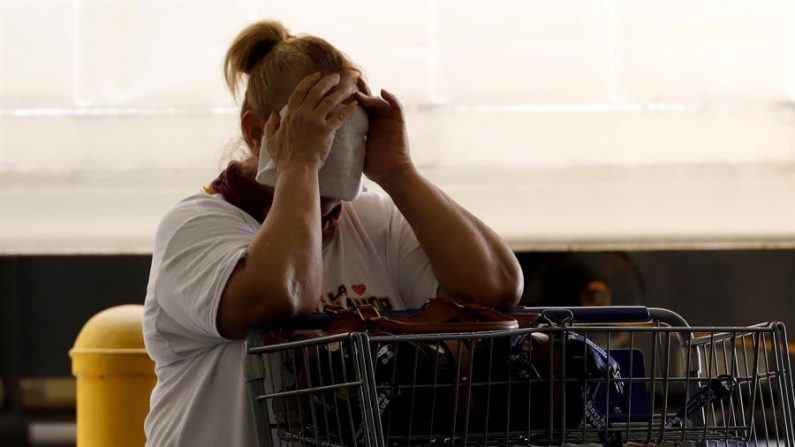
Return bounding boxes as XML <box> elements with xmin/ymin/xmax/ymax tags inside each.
<box><xmin>245</xmin><ymin>40</ymin><xmax>279</xmax><ymax>72</ymax></box>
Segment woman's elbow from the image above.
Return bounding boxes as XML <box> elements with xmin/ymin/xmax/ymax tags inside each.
<box><xmin>238</xmin><ymin>279</ymin><xmax>320</xmax><ymax>330</ymax></box>
<box><xmin>457</xmin><ymin>269</ymin><xmax>523</xmax><ymax>308</ymax></box>
<box><xmin>283</xmin><ymin>275</ymin><xmax>322</xmax><ymax>317</ymax></box>
<box><xmin>254</xmin><ymin>283</ymin><xmax>320</xmax><ymax>321</ymax></box>
<box><xmin>292</xmin><ymin>291</ymin><xmax>321</xmax><ymax>317</ymax></box>
<box><xmin>487</xmin><ymin>279</ymin><xmax>523</xmax><ymax>308</ymax></box>
<box><xmin>218</xmin><ymin>266</ymin><xmax>321</xmax><ymax>337</ymax></box>
<box><xmin>502</xmin><ymin>274</ymin><xmax>524</xmax><ymax>307</ymax></box>
<box><xmin>489</xmin><ymin>261</ymin><xmax>524</xmax><ymax>307</ymax></box>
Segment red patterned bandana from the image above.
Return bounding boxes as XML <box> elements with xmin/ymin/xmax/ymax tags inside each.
<box><xmin>205</xmin><ymin>161</ymin><xmax>342</xmax><ymax>237</ymax></box>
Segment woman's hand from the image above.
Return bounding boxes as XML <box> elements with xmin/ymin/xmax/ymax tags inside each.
<box><xmin>354</xmin><ymin>80</ymin><xmax>415</xmax><ymax>186</ymax></box>
<box><xmin>265</xmin><ymin>72</ymin><xmax>358</xmax><ymax>173</ymax></box>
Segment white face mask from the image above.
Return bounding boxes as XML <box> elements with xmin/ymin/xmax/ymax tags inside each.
<box><xmin>256</xmin><ymin>105</ymin><xmax>369</xmax><ymax>201</ymax></box>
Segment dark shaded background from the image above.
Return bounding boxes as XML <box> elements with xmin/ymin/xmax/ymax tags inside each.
<box><xmin>0</xmin><ymin>250</ymin><xmax>793</xmax><ymax>445</ymax></box>
<box><xmin>2</xmin><ymin>250</ymin><xmax>792</xmax><ymax>379</ymax></box>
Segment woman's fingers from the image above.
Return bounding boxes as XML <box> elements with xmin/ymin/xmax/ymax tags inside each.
<box><xmin>303</xmin><ymin>73</ymin><xmax>341</xmax><ymax>109</ymax></box>
<box><xmin>353</xmin><ymin>91</ymin><xmax>390</xmax><ymax>110</ymax></box>
<box><xmin>327</xmin><ymin>100</ymin><xmax>358</xmax><ymax>129</ymax></box>
<box><xmin>357</xmin><ymin>76</ymin><xmax>372</xmax><ymax>96</ymax></box>
<box><xmin>286</xmin><ymin>72</ymin><xmax>323</xmax><ymax>110</ymax></box>
<box><xmin>264</xmin><ymin>111</ymin><xmax>280</xmax><ymax>139</ymax></box>
<box><xmin>380</xmin><ymin>89</ymin><xmax>404</xmax><ymax>112</ymax></box>
<box><xmin>316</xmin><ymin>83</ymin><xmax>356</xmax><ymax>116</ymax></box>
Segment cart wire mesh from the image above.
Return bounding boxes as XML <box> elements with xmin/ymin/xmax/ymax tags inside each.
<box><xmin>245</xmin><ymin>309</ymin><xmax>795</xmax><ymax>447</ymax></box>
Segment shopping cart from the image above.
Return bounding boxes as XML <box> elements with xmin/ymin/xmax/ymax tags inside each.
<box><xmin>245</xmin><ymin>306</ymin><xmax>795</xmax><ymax>446</ymax></box>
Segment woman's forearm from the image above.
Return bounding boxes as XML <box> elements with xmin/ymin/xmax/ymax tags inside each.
<box><xmin>381</xmin><ymin>167</ymin><xmax>523</xmax><ymax>307</ymax></box>
<box><xmin>218</xmin><ymin>165</ymin><xmax>323</xmax><ymax>338</ymax></box>
<box><xmin>250</xmin><ymin>165</ymin><xmax>324</xmax><ymax>313</ymax></box>
<box><xmin>217</xmin><ymin>72</ymin><xmax>362</xmax><ymax>338</ymax></box>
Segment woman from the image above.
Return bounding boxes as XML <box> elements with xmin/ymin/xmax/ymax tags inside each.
<box><xmin>143</xmin><ymin>20</ymin><xmax>523</xmax><ymax>446</ymax></box>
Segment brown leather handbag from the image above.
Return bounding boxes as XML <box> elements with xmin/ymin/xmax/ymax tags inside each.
<box><xmin>321</xmin><ymin>296</ymin><xmax>520</xmax><ymax>336</ymax></box>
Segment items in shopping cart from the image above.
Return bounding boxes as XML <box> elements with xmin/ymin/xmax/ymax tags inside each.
<box><xmin>467</xmin><ymin>325</ymin><xmax>627</xmax><ymax>442</ymax></box>
<box><xmin>245</xmin><ymin>305</ymin><xmax>795</xmax><ymax>447</ymax></box>
<box><xmin>288</xmin><ymin>298</ymin><xmax>522</xmax><ymax>444</ymax></box>
<box><xmin>275</xmin><ymin>299</ymin><xmax>629</xmax><ymax>445</ymax></box>
<box><xmin>654</xmin><ymin>374</ymin><xmax>738</xmax><ymax>442</ymax></box>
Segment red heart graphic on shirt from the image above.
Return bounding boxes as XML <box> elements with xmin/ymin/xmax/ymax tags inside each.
<box><xmin>351</xmin><ymin>284</ymin><xmax>367</xmax><ymax>295</ymax></box>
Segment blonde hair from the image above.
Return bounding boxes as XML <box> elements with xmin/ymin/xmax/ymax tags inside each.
<box><xmin>224</xmin><ymin>20</ymin><xmax>361</xmax><ymax>120</ymax></box>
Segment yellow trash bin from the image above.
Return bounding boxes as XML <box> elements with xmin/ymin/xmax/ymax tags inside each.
<box><xmin>70</xmin><ymin>305</ymin><xmax>156</xmax><ymax>447</ymax></box>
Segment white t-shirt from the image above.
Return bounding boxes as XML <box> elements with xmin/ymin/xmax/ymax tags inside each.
<box><xmin>143</xmin><ymin>191</ymin><xmax>438</xmax><ymax>446</ymax></box>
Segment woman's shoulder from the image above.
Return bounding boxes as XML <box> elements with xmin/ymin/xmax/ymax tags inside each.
<box><xmin>155</xmin><ymin>193</ymin><xmax>257</xmax><ymax>243</ymax></box>
<box><xmin>165</xmin><ymin>192</ymin><xmax>242</xmax><ymax>217</ymax></box>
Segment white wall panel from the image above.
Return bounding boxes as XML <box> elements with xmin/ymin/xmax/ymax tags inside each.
<box><xmin>434</xmin><ymin>0</ymin><xmax>610</xmax><ymax>104</ymax></box>
<box><xmin>251</xmin><ymin>1</ymin><xmax>431</xmax><ymax>50</ymax></box>
<box><xmin>411</xmin><ymin>106</ymin><xmax>795</xmax><ymax>165</ymax></box>
<box><xmin>72</xmin><ymin>1</ymin><xmax>248</xmax><ymax>107</ymax></box>
<box><xmin>1</xmin><ymin>2</ymin><xmax>74</xmax><ymax>107</ymax></box>
<box><xmin>1</xmin><ymin>114</ymin><xmax>240</xmax><ymax>172</ymax></box>
<box><xmin>616</xmin><ymin>0</ymin><xmax>791</xmax><ymax>102</ymax></box>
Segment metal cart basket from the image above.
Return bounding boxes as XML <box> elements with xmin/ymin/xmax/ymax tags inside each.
<box><xmin>245</xmin><ymin>306</ymin><xmax>795</xmax><ymax>446</ymax></box>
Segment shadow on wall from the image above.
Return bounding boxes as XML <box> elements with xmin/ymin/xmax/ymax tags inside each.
<box><xmin>516</xmin><ymin>250</ymin><xmax>795</xmax><ymax>330</ymax></box>
<box><xmin>518</xmin><ymin>252</ymin><xmax>645</xmax><ymax>308</ymax></box>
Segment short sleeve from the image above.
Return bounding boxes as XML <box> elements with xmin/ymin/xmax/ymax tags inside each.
<box><xmin>151</xmin><ymin>197</ymin><xmax>257</xmax><ymax>353</ymax></box>
<box><xmin>383</xmin><ymin>199</ymin><xmax>439</xmax><ymax>309</ymax></box>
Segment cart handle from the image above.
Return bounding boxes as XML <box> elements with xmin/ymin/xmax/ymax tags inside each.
<box><xmin>281</xmin><ymin>306</ymin><xmax>689</xmax><ymax>330</ymax></box>
<box><xmin>510</xmin><ymin>306</ymin><xmax>690</xmax><ymax>327</ymax></box>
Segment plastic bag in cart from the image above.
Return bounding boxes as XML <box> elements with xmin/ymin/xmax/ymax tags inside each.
<box><xmin>459</xmin><ymin>330</ymin><xmax>626</xmax><ymax>435</ymax></box>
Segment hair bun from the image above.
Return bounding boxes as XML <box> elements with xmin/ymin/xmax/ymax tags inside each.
<box><xmin>224</xmin><ymin>20</ymin><xmax>290</xmax><ymax>94</ymax></box>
